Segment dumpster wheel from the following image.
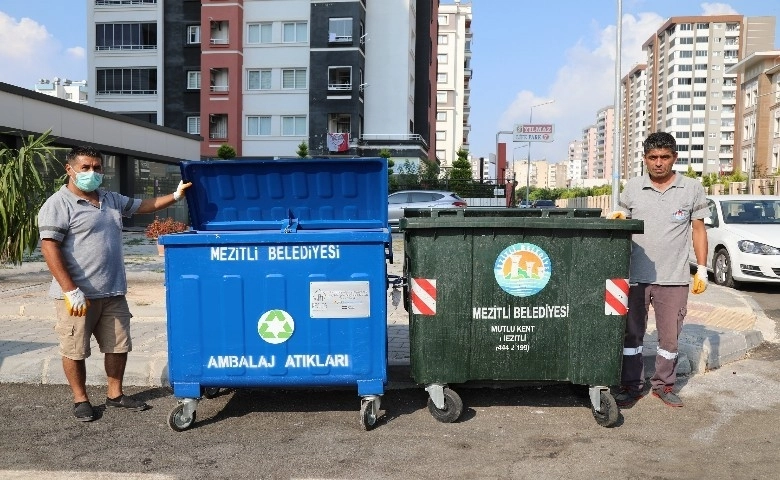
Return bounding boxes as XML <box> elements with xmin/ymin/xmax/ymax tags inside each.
<box><xmin>360</xmin><ymin>396</ymin><xmax>381</xmax><ymax>431</ymax></box>
<box><xmin>168</xmin><ymin>402</ymin><xmax>197</xmax><ymax>432</ymax></box>
<box><xmin>591</xmin><ymin>390</ymin><xmax>619</xmax><ymax>428</ymax></box>
<box><xmin>201</xmin><ymin>387</ymin><xmax>221</xmax><ymax>399</ymax></box>
<box><xmin>427</xmin><ymin>387</ymin><xmax>463</xmax><ymax>423</ymax></box>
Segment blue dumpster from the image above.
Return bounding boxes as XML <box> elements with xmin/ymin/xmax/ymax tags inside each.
<box><xmin>160</xmin><ymin>158</ymin><xmax>391</xmax><ymax>431</ymax></box>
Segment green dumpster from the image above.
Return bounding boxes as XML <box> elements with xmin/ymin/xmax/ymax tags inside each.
<box><xmin>400</xmin><ymin>207</ymin><xmax>643</xmax><ymax>427</ymax></box>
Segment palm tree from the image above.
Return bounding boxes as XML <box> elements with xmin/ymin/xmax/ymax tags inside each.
<box><xmin>0</xmin><ymin>131</ymin><xmax>64</xmax><ymax>264</ymax></box>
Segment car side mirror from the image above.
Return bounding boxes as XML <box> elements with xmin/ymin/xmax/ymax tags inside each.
<box><xmin>704</xmin><ymin>217</ymin><xmax>713</xmax><ymax>226</ymax></box>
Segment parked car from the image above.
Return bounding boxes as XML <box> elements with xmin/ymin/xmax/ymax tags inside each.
<box><xmin>388</xmin><ymin>190</ymin><xmax>467</xmax><ymax>229</ymax></box>
<box><xmin>691</xmin><ymin>195</ymin><xmax>780</xmax><ymax>288</ymax></box>
<box><xmin>517</xmin><ymin>199</ymin><xmax>532</xmax><ymax>208</ymax></box>
<box><xmin>531</xmin><ymin>199</ymin><xmax>557</xmax><ymax>208</ymax></box>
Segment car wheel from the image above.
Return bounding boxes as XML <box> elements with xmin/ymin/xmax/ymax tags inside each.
<box><xmin>713</xmin><ymin>248</ymin><xmax>735</xmax><ymax>288</ymax></box>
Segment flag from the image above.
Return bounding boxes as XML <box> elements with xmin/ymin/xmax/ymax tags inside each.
<box><xmin>327</xmin><ymin>132</ymin><xmax>349</xmax><ymax>152</ymax></box>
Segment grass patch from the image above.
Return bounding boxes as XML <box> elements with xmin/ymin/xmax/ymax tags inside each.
<box><xmin>124</xmin><ymin>237</ymin><xmax>146</xmax><ymax>246</ymax></box>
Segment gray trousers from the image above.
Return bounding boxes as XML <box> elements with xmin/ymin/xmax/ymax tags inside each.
<box><xmin>621</xmin><ymin>284</ymin><xmax>688</xmax><ymax>391</ymax></box>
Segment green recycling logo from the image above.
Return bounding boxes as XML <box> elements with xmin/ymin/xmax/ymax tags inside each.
<box><xmin>257</xmin><ymin>309</ymin><xmax>295</xmax><ymax>344</ymax></box>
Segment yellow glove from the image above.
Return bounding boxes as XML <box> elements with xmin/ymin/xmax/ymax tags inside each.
<box><xmin>607</xmin><ymin>211</ymin><xmax>626</xmax><ymax>220</ymax></box>
<box><xmin>173</xmin><ymin>180</ymin><xmax>192</xmax><ymax>201</ymax></box>
<box><xmin>692</xmin><ymin>265</ymin><xmax>708</xmax><ymax>294</ymax></box>
<box><xmin>64</xmin><ymin>288</ymin><xmax>90</xmax><ymax>317</ymax></box>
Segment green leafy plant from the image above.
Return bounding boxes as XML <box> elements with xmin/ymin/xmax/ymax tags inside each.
<box><xmin>297</xmin><ymin>141</ymin><xmax>309</xmax><ymax>158</ymax></box>
<box><xmin>217</xmin><ymin>143</ymin><xmax>236</xmax><ymax>159</ymax></box>
<box><xmin>0</xmin><ymin>130</ymin><xmax>64</xmax><ymax>264</ymax></box>
<box><xmin>144</xmin><ymin>217</ymin><xmax>188</xmax><ymax>241</ymax></box>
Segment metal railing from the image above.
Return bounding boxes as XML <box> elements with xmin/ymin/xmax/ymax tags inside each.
<box><xmin>96</xmin><ymin>0</ymin><xmax>156</xmax><ymax>5</ymax></box>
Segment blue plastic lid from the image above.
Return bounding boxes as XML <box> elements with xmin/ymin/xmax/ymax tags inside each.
<box><xmin>180</xmin><ymin>158</ymin><xmax>388</xmax><ymax>231</ymax></box>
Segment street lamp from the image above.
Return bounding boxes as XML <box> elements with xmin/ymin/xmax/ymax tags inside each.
<box><xmin>525</xmin><ymin>100</ymin><xmax>555</xmax><ymax>207</ymax></box>
<box><xmin>511</xmin><ymin>145</ymin><xmax>529</xmax><ymax>207</ymax></box>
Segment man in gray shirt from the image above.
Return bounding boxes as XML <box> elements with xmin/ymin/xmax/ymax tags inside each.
<box><xmin>38</xmin><ymin>145</ymin><xmax>191</xmax><ymax>422</ymax></box>
<box><xmin>608</xmin><ymin>132</ymin><xmax>709</xmax><ymax>408</ymax></box>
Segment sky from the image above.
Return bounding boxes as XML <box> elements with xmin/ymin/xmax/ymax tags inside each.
<box><xmin>1</xmin><ymin>1</ymin><xmax>779</xmax><ymax>164</ymax></box>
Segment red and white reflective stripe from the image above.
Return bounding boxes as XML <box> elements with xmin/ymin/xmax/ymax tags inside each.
<box><xmin>623</xmin><ymin>346</ymin><xmax>643</xmax><ymax>356</ymax></box>
<box><xmin>411</xmin><ymin>278</ymin><xmax>436</xmax><ymax>316</ymax></box>
<box><xmin>605</xmin><ymin>278</ymin><xmax>629</xmax><ymax>315</ymax></box>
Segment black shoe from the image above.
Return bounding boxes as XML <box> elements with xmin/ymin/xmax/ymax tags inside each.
<box><xmin>105</xmin><ymin>395</ymin><xmax>149</xmax><ymax>412</ymax></box>
<box><xmin>74</xmin><ymin>401</ymin><xmax>95</xmax><ymax>422</ymax></box>
<box><xmin>614</xmin><ymin>387</ymin><xmax>645</xmax><ymax>408</ymax></box>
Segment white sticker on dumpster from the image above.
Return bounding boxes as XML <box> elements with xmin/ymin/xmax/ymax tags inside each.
<box><xmin>310</xmin><ymin>281</ymin><xmax>370</xmax><ymax>318</ymax></box>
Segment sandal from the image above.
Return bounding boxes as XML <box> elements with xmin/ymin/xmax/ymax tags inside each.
<box><xmin>105</xmin><ymin>394</ymin><xmax>149</xmax><ymax>412</ymax></box>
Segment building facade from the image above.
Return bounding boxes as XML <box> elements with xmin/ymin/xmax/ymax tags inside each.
<box><xmin>34</xmin><ymin>78</ymin><xmax>88</xmax><ymax>104</ymax></box>
<box><xmin>641</xmin><ymin>15</ymin><xmax>775</xmax><ymax>176</ymax></box>
<box><xmin>727</xmin><ymin>50</ymin><xmax>780</xmax><ymax>184</ymax></box>
<box><xmin>436</xmin><ymin>1</ymin><xmax>472</xmax><ymax>170</ymax></box>
<box><xmin>87</xmin><ymin>0</ymin><xmax>440</xmax><ymax>164</ymax></box>
<box><xmin>620</xmin><ymin>64</ymin><xmax>647</xmax><ymax>179</ymax></box>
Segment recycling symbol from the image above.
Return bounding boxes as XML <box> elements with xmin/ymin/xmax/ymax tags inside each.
<box><xmin>257</xmin><ymin>309</ymin><xmax>295</xmax><ymax>344</ymax></box>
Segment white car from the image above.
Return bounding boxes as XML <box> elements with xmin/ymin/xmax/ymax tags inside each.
<box><xmin>387</xmin><ymin>190</ymin><xmax>467</xmax><ymax>230</ymax></box>
<box><xmin>695</xmin><ymin>195</ymin><xmax>780</xmax><ymax>288</ymax></box>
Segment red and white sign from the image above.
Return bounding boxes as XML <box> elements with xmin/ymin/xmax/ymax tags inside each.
<box><xmin>327</xmin><ymin>132</ymin><xmax>349</xmax><ymax>152</ymax></box>
<box><xmin>605</xmin><ymin>278</ymin><xmax>629</xmax><ymax>315</ymax></box>
<box><xmin>411</xmin><ymin>278</ymin><xmax>437</xmax><ymax>316</ymax></box>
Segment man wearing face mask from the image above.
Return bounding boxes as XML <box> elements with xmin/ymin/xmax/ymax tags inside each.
<box><xmin>38</xmin><ymin>145</ymin><xmax>192</xmax><ymax>422</ymax></box>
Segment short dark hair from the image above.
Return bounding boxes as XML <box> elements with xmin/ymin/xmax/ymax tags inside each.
<box><xmin>643</xmin><ymin>132</ymin><xmax>676</xmax><ymax>154</ymax></box>
<box><xmin>66</xmin><ymin>146</ymin><xmax>103</xmax><ymax>165</ymax></box>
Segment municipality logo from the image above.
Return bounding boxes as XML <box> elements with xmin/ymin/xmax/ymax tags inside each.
<box><xmin>257</xmin><ymin>309</ymin><xmax>295</xmax><ymax>344</ymax></box>
<box><xmin>494</xmin><ymin>243</ymin><xmax>552</xmax><ymax>297</ymax></box>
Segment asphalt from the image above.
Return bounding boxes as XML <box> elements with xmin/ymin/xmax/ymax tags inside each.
<box><xmin>0</xmin><ymin>232</ymin><xmax>775</xmax><ymax>389</ymax></box>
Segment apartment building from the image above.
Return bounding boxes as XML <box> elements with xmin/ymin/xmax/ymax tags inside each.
<box><xmin>727</xmin><ymin>50</ymin><xmax>780</xmax><ymax>182</ymax></box>
<box><xmin>581</xmin><ymin>124</ymin><xmax>597</xmax><ymax>180</ymax></box>
<box><xmin>566</xmin><ymin>139</ymin><xmax>584</xmax><ymax>187</ymax></box>
<box><xmin>620</xmin><ymin>64</ymin><xmax>647</xmax><ymax>179</ymax></box>
<box><xmin>642</xmin><ymin>15</ymin><xmax>775</xmax><ymax>176</ymax></box>
<box><xmin>436</xmin><ymin>0</ymin><xmax>472</xmax><ymax>170</ymax></box>
<box><xmin>87</xmin><ymin>0</ymin><xmax>439</xmax><ymax>163</ymax></box>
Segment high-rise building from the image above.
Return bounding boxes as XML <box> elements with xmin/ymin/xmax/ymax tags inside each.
<box><xmin>593</xmin><ymin>106</ymin><xmax>614</xmax><ymax>180</ymax></box>
<box><xmin>436</xmin><ymin>0</ymin><xmax>472</xmax><ymax>170</ymax></box>
<box><xmin>620</xmin><ymin>64</ymin><xmax>647</xmax><ymax>179</ymax></box>
<box><xmin>566</xmin><ymin>139</ymin><xmax>584</xmax><ymax>187</ymax></box>
<box><xmin>87</xmin><ymin>0</ymin><xmax>440</xmax><ymax>163</ymax></box>
<box><xmin>641</xmin><ymin>15</ymin><xmax>775</xmax><ymax>176</ymax></box>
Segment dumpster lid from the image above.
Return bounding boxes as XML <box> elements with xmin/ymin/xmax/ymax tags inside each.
<box><xmin>180</xmin><ymin>158</ymin><xmax>388</xmax><ymax>231</ymax></box>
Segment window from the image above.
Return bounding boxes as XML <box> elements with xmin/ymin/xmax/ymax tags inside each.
<box><xmin>678</xmin><ymin>78</ymin><xmax>692</xmax><ymax>85</ymax></box>
<box><xmin>283</xmin><ymin>22</ymin><xmax>307</xmax><ymax>43</ymax></box>
<box><xmin>679</xmin><ymin>23</ymin><xmax>692</xmax><ymax>31</ymax></box>
<box><xmin>328</xmin><ymin>66</ymin><xmax>352</xmax><ymax>90</ymax></box>
<box><xmin>328</xmin><ymin>18</ymin><xmax>352</xmax><ymax>42</ymax></box>
<box><xmin>187</xmin><ymin>71</ymin><xmax>200</xmax><ymax>89</ymax></box>
<box><xmin>679</xmin><ymin>50</ymin><xmax>693</xmax><ymax>58</ymax></box>
<box><xmin>676</xmin><ymin>131</ymin><xmax>690</xmax><ymax>138</ymax></box>
<box><xmin>438</xmin><ymin>14</ymin><xmax>448</xmax><ymax>25</ymax></box>
<box><xmin>436</xmin><ymin>130</ymin><xmax>446</xmax><ymax>140</ymax></box>
<box><xmin>96</xmin><ymin>68</ymin><xmax>157</xmax><ymax>95</ymax></box>
<box><xmin>281</xmin><ymin>116</ymin><xmax>306</xmax><ymax>136</ymax></box>
<box><xmin>711</xmin><ymin>105</ymin><xmax>719</xmax><ymax>111</ymax></box>
<box><xmin>187</xmin><ymin>26</ymin><xmax>200</xmax><ymax>44</ymax></box>
<box><xmin>247</xmin><ymin>69</ymin><xmax>271</xmax><ymax>90</ymax></box>
<box><xmin>96</xmin><ymin>23</ymin><xmax>157</xmax><ymax>50</ymax></box>
<box><xmin>437</xmin><ymin>53</ymin><xmax>448</xmax><ymax>64</ymax></box>
<box><xmin>282</xmin><ymin>69</ymin><xmax>307</xmax><ymax>89</ymax></box>
<box><xmin>437</xmin><ymin>73</ymin><xmax>447</xmax><ymax>83</ymax></box>
<box><xmin>678</xmin><ymin>91</ymin><xmax>691</xmax><ymax>98</ymax></box>
<box><xmin>436</xmin><ymin>111</ymin><xmax>447</xmax><ymax>121</ymax></box>
<box><xmin>247</xmin><ymin>23</ymin><xmax>272</xmax><ymax>44</ymax></box>
<box><xmin>678</xmin><ymin>65</ymin><xmax>692</xmax><ymax>72</ymax></box>
<box><xmin>680</xmin><ymin>37</ymin><xmax>693</xmax><ymax>44</ymax></box>
<box><xmin>437</xmin><ymin>91</ymin><xmax>447</xmax><ymax>103</ymax></box>
<box><xmin>247</xmin><ymin>116</ymin><xmax>271</xmax><ymax>136</ymax></box>
<box><xmin>438</xmin><ymin>35</ymin><xmax>447</xmax><ymax>45</ymax></box>
<box><xmin>186</xmin><ymin>116</ymin><xmax>200</xmax><ymax>135</ymax></box>
<box><xmin>696</xmin><ymin>36</ymin><xmax>708</xmax><ymax>43</ymax></box>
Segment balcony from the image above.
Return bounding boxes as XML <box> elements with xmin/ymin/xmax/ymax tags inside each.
<box><xmin>208</xmin><ymin>115</ymin><xmax>228</xmax><ymax>139</ymax></box>
<box><xmin>210</xmin><ymin>68</ymin><xmax>229</xmax><ymax>93</ymax></box>
<box><xmin>328</xmin><ymin>67</ymin><xmax>352</xmax><ymax>92</ymax></box>
<box><xmin>210</xmin><ymin>21</ymin><xmax>229</xmax><ymax>45</ymax></box>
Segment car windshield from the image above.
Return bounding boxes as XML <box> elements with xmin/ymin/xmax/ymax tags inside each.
<box><xmin>720</xmin><ymin>199</ymin><xmax>780</xmax><ymax>224</ymax></box>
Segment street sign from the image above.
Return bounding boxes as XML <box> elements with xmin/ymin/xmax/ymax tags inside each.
<box><xmin>513</xmin><ymin>123</ymin><xmax>555</xmax><ymax>143</ymax></box>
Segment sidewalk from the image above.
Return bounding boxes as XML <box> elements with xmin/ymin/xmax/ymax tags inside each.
<box><xmin>0</xmin><ymin>232</ymin><xmax>774</xmax><ymax>387</ymax></box>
